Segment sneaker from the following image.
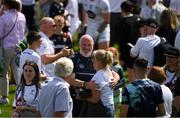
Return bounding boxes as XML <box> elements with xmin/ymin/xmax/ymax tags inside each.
<box><xmin>0</xmin><ymin>98</ymin><xmax>9</xmax><ymax>104</ymax></box>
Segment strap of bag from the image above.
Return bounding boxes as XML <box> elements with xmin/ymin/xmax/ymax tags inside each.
<box><xmin>1</xmin><ymin>11</ymin><xmax>18</xmax><ymax>39</ymax></box>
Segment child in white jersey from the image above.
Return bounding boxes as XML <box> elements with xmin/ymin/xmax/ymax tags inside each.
<box><xmin>82</xmin><ymin>49</ymin><xmax>114</xmax><ymax>117</ymax></box>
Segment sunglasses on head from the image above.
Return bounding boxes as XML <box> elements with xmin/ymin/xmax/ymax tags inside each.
<box><xmin>24</xmin><ymin>60</ymin><xmax>36</xmax><ymax>66</ymax></box>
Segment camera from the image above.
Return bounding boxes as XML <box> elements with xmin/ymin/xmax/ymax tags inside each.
<box><xmin>70</xmin><ymin>72</ymin><xmax>94</xmax><ymax>99</ymax></box>
<box><xmin>79</xmin><ymin>88</ymin><xmax>92</xmax><ymax>99</ymax></box>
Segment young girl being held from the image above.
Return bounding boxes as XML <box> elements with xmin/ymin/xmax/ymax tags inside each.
<box><xmin>85</xmin><ymin>49</ymin><xmax>114</xmax><ymax>117</ymax></box>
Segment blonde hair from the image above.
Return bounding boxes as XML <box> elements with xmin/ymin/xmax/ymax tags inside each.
<box><xmin>53</xmin><ymin>15</ymin><xmax>65</xmax><ymax>24</ymax></box>
<box><xmin>159</xmin><ymin>9</ymin><xmax>180</xmax><ymax>30</ymax></box>
<box><xmin>54</xmin><ymin>57</ymin><xmax>74</xmax><ymax>77</ymax></box>
<box><xmin>92</xmin><ymin>49</ymin><xmax>113</xmax><ymax>68</ymax></box>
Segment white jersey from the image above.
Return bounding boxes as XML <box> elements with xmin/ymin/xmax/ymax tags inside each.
<box><xmin>19</xmin><ymin>48</ymin><xmax>42</xmax><ymax>77</ymax></box>
<box><xmin>66</xmin><ymin>0</ymin><xmax>81</xmax><ymax>35</ymax></box>
<box><xmin>131</xmin><ymin>35</ymin><xmax>161</xmax><ymax>67</ymax></box>
<box><xmin>81</xmin><ymin>0</ymin><xmax>110</xmax><ymax>36</ymax></box>
<box><xmin>13</xmin><ymin>85</ymin><xmax>40</xmax><ymax>108</ymax></box>
<box><xmin>140</xmin><ymin>3</ymin><xmax>166</xmax><ymax>22</ymax></box>
<box><xmin>108</xmin><ymin>0</ymin><xmax>125</xmax><ymax>13</ymax></box>
<box><xmin>160</xmin><ymin>85</ymin><xmax>173</xmax><ymax>118</ymax></box>
<box><xmin>36</xmin><ymin>32</ymin><xmax>55</xmax><ymax>78</ymax></box>
<box><xmin>91</xmin><ymin>68</ymin><xmax>114</xmax><ymax>106</ymax></box>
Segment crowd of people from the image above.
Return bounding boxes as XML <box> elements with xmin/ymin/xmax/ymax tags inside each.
<box><xmin>0</xmin><ymin>0</ymin><xmax>180</xmax><ymax>117</ymax></box>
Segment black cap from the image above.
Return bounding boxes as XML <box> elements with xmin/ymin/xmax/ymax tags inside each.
<box><xmin>146</xmin><ymin>18</ymin><xmax>158</xmax><ymax>28</ymax></box>
<box><xmin>164</xmin><ymin>46</ymin><xmax>180</xmax><ymax>57</ymax></box>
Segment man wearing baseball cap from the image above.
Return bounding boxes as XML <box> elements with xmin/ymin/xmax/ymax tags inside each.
<box><xmin>163</xmin><ymin>46</ymin><xmax>180</xmax><ymax>91</ymax></box>
<box><xmin>131</xmin><ymin>18</ymin><xmax>161</xmax><ymax>67</ymax></box>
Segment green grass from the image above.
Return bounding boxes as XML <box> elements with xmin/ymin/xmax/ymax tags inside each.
<box><xmin>0</xmin><ymin>85</ymin><xmax>16</xmax><ymax>117</ymax></box>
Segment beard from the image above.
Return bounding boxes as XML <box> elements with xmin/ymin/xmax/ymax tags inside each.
<box><xmin>80</xmin><ymin>49</ymin><xmax>92</xmax><ymax>57</ymax></box>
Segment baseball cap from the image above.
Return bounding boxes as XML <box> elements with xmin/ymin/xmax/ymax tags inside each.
<box><xmin>146</xmin><ymin>18</ymin><xmax>158</xmax><ymax>28</ymax></box>
<box><xmin>164</xmin><ymin>46</ymin><xmax>180</xmax><ymax>57</ymax></box>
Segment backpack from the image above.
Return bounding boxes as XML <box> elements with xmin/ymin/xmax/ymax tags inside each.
<box><xmin>15</xmin><ymin>40</ymin><xmax>28</xmax><ymax>67</ymax></box>
<box><xmin>153</xmin><ymin>37</ymin><xmax>171</xmax><ymax>66</ymax></box>
<box><xmin>125</xmin><ymin>80</ymin><xmax>160</xmax><ymax>117</ymax></box>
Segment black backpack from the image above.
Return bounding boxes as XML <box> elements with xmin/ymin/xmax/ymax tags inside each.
<box><xmin>153</xmin><ymin>37</ymin><xmax>171</xmax><ymax>66</ymax></box>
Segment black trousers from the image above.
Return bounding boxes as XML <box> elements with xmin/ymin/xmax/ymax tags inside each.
<box><xmin>110</xmin><ymin>12</ymin><xmax>122</xmax><ymax>46</ymax></box>
<box><xmin>22</xmin><ymin>5</ymin><xmax>37</xmax><ymax>31</ymax></box>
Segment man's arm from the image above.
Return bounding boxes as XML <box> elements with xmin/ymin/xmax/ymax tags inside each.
<box><xmin>156</xmin><ymin>103</ymin><xmax>165</xmax><ymax>116</ymax></box>
<box><xmin>97</xmin><ymin>12</ymin><xmax>110</xmax><ymax>33</ymax></box>
<box><xmin>173</xmin><ymin>96</ymin><xmax>180</xmax><ymax>111</ymax></box>
<box><xmin>65</xmin><ymin>74</ymin><xmax>98</xmax><ymax>90</ymax></box>
<box><xmin>36</xmin><ymin>111</ymin><xmax>41</xmax><ymax>117</ymax></box>
<box><xmin>41</xmin><ymin>47</ymin><xmax>73</xmax><ymax>64</ymax></box>
<box><xmin>86</xmin><ymin>90</ymin><xmax>100</xmax><ymax>103</ymax></box>
<box><xmin>109</xmin><ymin>70</ymin><xmax>120</xmax><ymax>88</ymax></box>
<box><xmin>55</xmin><ymin>111</ymin><xmax>64</xmax><ymax>117</ymax></box>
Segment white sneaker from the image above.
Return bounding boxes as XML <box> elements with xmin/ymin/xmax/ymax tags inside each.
<box><xmin>0</xmin><ymin>98</ymin><xmax>9</xmax><ymax>104</ymax></box>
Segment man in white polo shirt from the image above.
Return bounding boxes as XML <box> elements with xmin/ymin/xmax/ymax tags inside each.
<box><xmin>36</xmin><ymin>17</ymin><xmax>73</xmax><ymax>80</ymax></box>
<box><xmin>131</xmin><ymin>18</ymin><xmax>161</xmax><ymax>67</ymax></box>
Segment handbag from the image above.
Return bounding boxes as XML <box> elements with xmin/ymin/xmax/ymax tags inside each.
<box><xmin>12</xmin><ymin>92</ymin><xmax>36</xmax><ymax>117</ymax></box>
<box><xmin>0</xmin><ymin>12</ymin><xmax>18</xmax><ymax>77</ymax></box>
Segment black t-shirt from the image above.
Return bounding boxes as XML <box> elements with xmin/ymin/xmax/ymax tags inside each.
<box><xmin>49</xmin><ymin>33</ymin><xmax>72</xmax><ymax>54</ymax></box>
<box><xmin>49</xmin><ymin>1</ymin><xmax>64</xmax><ymax>18</ymax></box>
<box><xmin>116</xmin><ymin>15</ymin><xmax>140</xmax><ymax>67</ymax></box>
<box><xmin>156</xmin><ymin>28</ymin><xmax>177</xmax><ymax>46</ymax></box>
<box><xmin>71</xmin><ymin>52</ymin><xmax>96</xmax><ymax>82</ymax></box>
<box><xmin>116</xmin><ymin>15</ymin><xmax>140</xmax><ymax>56</ymax></box>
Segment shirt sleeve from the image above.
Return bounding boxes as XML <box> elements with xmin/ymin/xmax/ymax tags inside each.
<box><xmin>130</xmin><ymin>38</ymin><xmax>143</xmax><ymax>57</ymax></box>
<box><xmin>37</xmin><ymin>56</ymin><xmax>42</xmax><ymax>73</ymax></box>
<box><xmin>100</xmin><ymin>0</ymin><xmax>110</xmax><ymax>13</ymax></box>
<box><xmin>36</xmin><ymin>38</ymin><xmax>52</xmax><ymax>56</ymax></box>
<box><xmin>0</xmin><ymin>17</ymin><xmax>5</xmax><ymax>38</ymax></box>
<box><xmin>91</xmin><ymin>73</ymin><xmax>106</xmax><ymax>91</ymax></box>
<box><xmin>155</xmin><ymin>84</ymin><xmax>164</xmax><ymax>104</ymax></box>
<box><xmin>55</xmin><ymin>86</ymin><xmax>70</xmax><ymax>112</ymax></box>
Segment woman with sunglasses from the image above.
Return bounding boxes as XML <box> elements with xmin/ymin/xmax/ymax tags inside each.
<box><xmin>12</xmin><ymin>61</ymin><xmax>43</xmax><ymax>117</ymax></box>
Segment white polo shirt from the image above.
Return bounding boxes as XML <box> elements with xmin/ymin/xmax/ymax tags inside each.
<box><xmin>36</xmin><ymin>32</ymin><xmax>55</xmax><ymax>78</ymax></box>
<box><xmin>131</xmin><ymin>35</ymin><xmax>161</xmax><ymax>66</ymax></box>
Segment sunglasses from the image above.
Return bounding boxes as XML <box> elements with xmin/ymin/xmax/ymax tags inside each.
<box><xmin>52</xmin><ymin>24</ymin><xmax>56</xmax><ymax>27</ymax></box>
